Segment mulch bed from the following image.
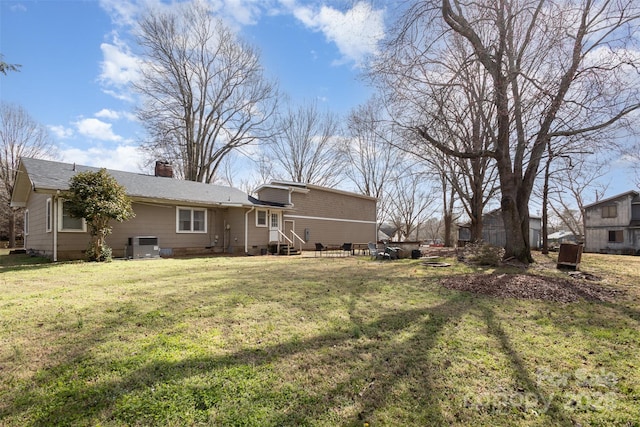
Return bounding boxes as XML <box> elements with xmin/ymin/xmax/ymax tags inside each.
<box><xmin>439</xmin><ymin>273</ymin><xmax>621</xmax><ymax>303</ymax></box>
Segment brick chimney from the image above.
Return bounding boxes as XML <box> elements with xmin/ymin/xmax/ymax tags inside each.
<box><xmin>155</xmin><ymin>161</ymin><xmax>173</xmax><ymax>178</ymax></box>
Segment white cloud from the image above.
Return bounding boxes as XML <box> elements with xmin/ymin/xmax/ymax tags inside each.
<box><xmin>289</xmin><ymin>1</ymin><xmax>385</xmax><ymax>66</ymax></box>
<box><xmin>99</xmin><ymin>0</ymin><xmax>144</xmax><ymax>28</ymax></box>
<box><xmin>10</xmin><ymin>3</ymin><xmax>27</xmax><ymax>12</ymax></box>
<box><xmin>100</xmin><ymin>37</ymin><xmax>141</xmax><ymax>87</ymax></box>
<box><xmin>95</xmin><ymin>108</ymin><xmax>137</xmax><ymax>121</ymax></box>
<box><xmin>213</xmin><ymin>0</ymin><xmax>264</xmax><ymax>26</ymax></box>
<box><xmin>101</xmin><ymin>88</ymin><xmax>136</xmax><ymax>103</ymax></box>
<box><xmin>74</xmin><ymin>118</ymin><xmax>123</xmax><ymax>142</ymax></box>
<box><xmin>95</xmin><ymin>108</ymin><xmax>121</xmax><ymax>120</ymax></box>
<box><xmin>60</xmin><ymin>144</ymin><xmax>146</xmax><ymax>173</ymax></box>
<box><xmin>49</xmin><ymin>125</ymin><xmax>74</xmax><ymax>140</ymax></box>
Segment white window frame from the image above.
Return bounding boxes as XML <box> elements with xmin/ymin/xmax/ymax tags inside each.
<box><xmin>256</xmin><ymin>209</ymin><xmax>267</xmax><ymax>227</ymax></box>
<box><xmin>176</xmin><ymin>207</ymin><xmax>208</xmax><ymax>233</ymax></box>
<box><xmin>58</xmin><ymin>199</ymin><xmax>87</xmax><ymax>233</ymax></box>
<box><xmin>46</xmin><ymin>198</ymin><xmax>52</xmax><ymax>233</ymax></box>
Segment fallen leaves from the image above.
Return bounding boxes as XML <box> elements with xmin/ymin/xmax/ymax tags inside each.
<box><xmin>439</xmin><ymin>273</ymin><xmax>620</xmax><ymax>303</ymax></box>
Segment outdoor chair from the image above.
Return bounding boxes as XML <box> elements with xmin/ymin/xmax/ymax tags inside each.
<box><xmin>368</xmin><ymin>242</ymin><xmax>390</xmax><ymax>260</ymax></box>
<box><xmin>385</xmin><ymin>246</ymin><xmax>400</xmax><ymax>260</ymax></box>
<box><xmin>315</xmin><ymin>243</ymin><xmax>327</xmax><ymax>257</ymax></box>
<box><xmin>342</xmin><ymin>243</ymin><xmax>353</xmax><ymax>256</ymax></box>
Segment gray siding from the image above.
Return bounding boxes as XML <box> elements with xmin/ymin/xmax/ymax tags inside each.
<box><xmin>109</xmin><ymin>203</ymin><xmax>249</xmax><ymax>256</ymax></box>
<box><xmin>286</xmin><ymin>187</ymin><xmax>376</xmax><ymax>250</ymax></box>
<box><xmin>584</xmin><ymin>193</ymin><xmax>639</xmax><ymax>253</ymax></box>
<box><xmin>290</xmin><ymin>187</ymin><xmax>375</xmax><ymax>222</ymax></box>
<box><xmin>24</xmin><ymin>198</ymin><xmax>254</xmax><ymax>259</ymax></box>
<box><xmin>584</xmin><ymin>228</ymin><xmax>637</xmax><ymax>254</ymax></box>
<box><xmin>23</xmin><ymin>192</ymin><xmax>54</xmax><ymax>256</ymax></box>
<box><xmin>258</xmin><ymin>187</ymin><xmax>290</xmax><ymax>205</ymax></box>
<box><xmin>585</xmin><ymin>199</ymin><xmax>632</xmax><ymax>228</ymax></box>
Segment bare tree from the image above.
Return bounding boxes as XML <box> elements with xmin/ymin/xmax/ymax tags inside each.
<box><xmin>213</xmin><ymin>150</ymin><xmax>273</xmax><ymax>196</ymax></box>
<box><xmin>372</xmin><ymin>0</ymin><xmax>640</xmax><ymax>263</ymax></box>
<box><xmin>421</xmin><ymin>216</ymin><xmax>444</xmax><ymax>243</ymax></box>
<box><xmin>415</xmin><ymin>142</ymin><xmax>499</xmax><ymax>244</ymax></box>
<box><xmin>625</xmin><ymin>139</ymin><xmax>640</xmax><ymax>190</ymax></box>
<box><xmin>439</xmin><ymin>170</ymin><xmax>459</xmax><ymax>246</ymax></box>
<box><xmin>1</xmin><ymin>103</ymin><xmax>58</xmax><ymax>247</ymax></box>
<box><xmin>267</xmin><ymin>99</ymin><xmax>344</xmax><ymax>187</ymax></box>
<box><xmin>344</xmin><ymin>97</ymin><xmax>405</xmax><ymax>233</ymax></box>
<box><xmin>0</xmin><ymin>54</ymin><xmax>21</xmax><ymax>75</ymax></box>
<box><xmin>538</xmin><ymin>136</ymin><xmax>606</xmax><ymax>252</ymax></box>
<box><xmin>373</xmin><ymin>20</ymin><xmax>500</xmax><ymax>245</ymax></box>
<box><xmin>548</xmin><ymin>154</ymin><xmax>610</xmax><ymax>244</ymax></box>
<box><xmin>386</xmin><ymin>170</ymin><xmax>438</xmax><ymax>241</ymax></box>
<box><xmin>135</xmin><ymin>0</ymin><xmax>278</xmax><ymax>183</ymax></box>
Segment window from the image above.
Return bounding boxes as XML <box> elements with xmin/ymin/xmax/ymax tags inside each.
<box><xmin>176</xmin><ymin>207</ymin><xmax>207</xmax><ymax>233</ymax></box>
<box><xmin>24</xmin><ymin>209</ymin><xmax>29</xmax><ymax>236</ymax></box>
<box><xmin>271</xmin><ymin>213</ymin><xmax>279</xmax><ymax>228</ymax></box>
<box><xmin>256</xmin><ymin>209</ymin><xmax>267</xmax><ymax>227</ymax></box>
<box><xmin>602</xmin><ymin>205</ymin><xmax>617</xmax><ymax>218</ymax></box>
<box><xmin>58</xmin><ymin>200</ymin><xmax>86</xmax><ymax>232</ymax></box>
<box><xmin>46</xmin><ymin>198</ymin><xmax>52</xmax><ymax>233</ymax></box>
<box><xmin>608</xmin><ymin>230</ymin><xmax>623</xmax><ymax>243</ymax></box>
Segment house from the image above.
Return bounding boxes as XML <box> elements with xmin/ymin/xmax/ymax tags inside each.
<box><xmin>254</xmin><ymin>181</ymin><xmax>377</xmax><ymax>252</ymax></box>
<box><xmin>457</xmin><ymin>208</ymin><xmax>542</xmax><ymax>249</ymax></box>
<box><xmin>583</xmin><ymin>190</ymin><xmax>640</xmax><ymax>255</ymax></box>
<box><xmin>10</xmin><ymin>158</ymin><xmax>377</xmax><ymax>260</ymax></box>
<box><xmin>547</xmin><ymin>230</ymin><xmax>578</xmax><ymax>250</ymax></box>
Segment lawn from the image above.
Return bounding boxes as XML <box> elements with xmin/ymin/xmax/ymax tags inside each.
<box><xmin>1</xmin><ymin>250</ymin><xmax>639</xmax><ymax>426</ymax></box>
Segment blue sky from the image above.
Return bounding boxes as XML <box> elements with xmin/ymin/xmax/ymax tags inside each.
<box><xmin>1</xmin><ymin>0</ymin><xmax>384</xmax><ymax>174</ymax></box>
<box><xmin>1</xmin><ymin>0</ymin><xmax>636</xmax><ymax>198</ymax></box>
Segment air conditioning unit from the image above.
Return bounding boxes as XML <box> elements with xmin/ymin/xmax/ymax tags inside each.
<box><xmin>127</xmin><ymin>236</ymin><xmax>160</xmax><ymax>259</ymax></box>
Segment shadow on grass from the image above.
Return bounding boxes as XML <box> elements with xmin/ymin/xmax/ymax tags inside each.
<box><xmin>0</xmin><ymin>253</ymin><xmax>53</xmax><ymax>272</ymax></box>
<box><xmin>481</xmin><ymin>305</ymin><xmax>575</xmax><ymax>426</ymax></box>
<box><xmin>5</xmin><ymin>256</ymin><xmax>629</xmax><ymax>426</ymax></box>
<box><xmin>3</xmin><ymin>292</ymin><xmax>472</xmax><ymax>426</ymax></box>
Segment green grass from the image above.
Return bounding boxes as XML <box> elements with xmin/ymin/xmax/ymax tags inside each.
<box><xmin>1</xmin><ymin>250</ymin><xmax>639</xmax><ymax>426</ymax></box>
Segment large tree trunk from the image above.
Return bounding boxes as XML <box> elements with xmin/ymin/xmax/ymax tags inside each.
<box><xmin>443</xmin><ymin>212</ymin><xmax>453</xmax><ymax>247</ymax></box>
<box><xmin>469</xmin><ymin>190</ymin><xmax>484</xmax><ymax>241</ymax></box>
<box><xmin>442</xmin><ymin>179</ymin><xmax>454</xmax><ymax>247</ymax></box>
<box><xmin>501</xmin><ymin>199</ymin><xmax>530</xmax><ymax>262</ymax></box>
<box><xmin>469</xmin><ymin>214</ymin><xmax>483</xmax><ymax>242</ymax></box>
<box><xmin>500</xmin><ymin>180</ymin><xmax>534</xmax><ymax>263</ymax></box>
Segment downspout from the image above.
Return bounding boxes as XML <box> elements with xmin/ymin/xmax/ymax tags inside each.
<box><xmin>245</xmin><ymin>207</ymin><xmax>255</xmax><ymax>255</ymax></box>
<box><xmin>53</xmin><ymin>194</ymin><xmax>58</xmax><ymax>262</ymax></box>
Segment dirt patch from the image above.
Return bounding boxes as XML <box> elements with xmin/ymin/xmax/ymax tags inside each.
<box><xmin>440</xmin><ymin>273</ymin><xmax>620</xmax><ymax>303</ymax></box>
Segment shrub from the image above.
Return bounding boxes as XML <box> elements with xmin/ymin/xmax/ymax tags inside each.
<box><xmin>460</xmin><ymin>241</ymin><xmax>504</xmax><ymax>266</ymax></box>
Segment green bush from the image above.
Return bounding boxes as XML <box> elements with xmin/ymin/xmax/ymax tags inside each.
<box><xmin>85</xmin><ymin>242</ymin><xmax>113</xmax><ymax>262</ymax></box>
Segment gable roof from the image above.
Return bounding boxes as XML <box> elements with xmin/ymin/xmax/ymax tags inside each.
<box><xmin>255</xmin><ymin>180</ymin><xmax>377</xmax><ymax>202</ymax></box>
<box><xmin>11</xmin><ymin>158</ymin><xmax>260</xmax><ymax>208</ymax></box>
<box><xmin>547</xmin><ymin>230</ymin><xmax>576</xmax><ymax>240</ymax></box>
<box><xmin>583</xmin><ymin>190</ymin><xmax>640</xmax><ymax>210</ymax></box>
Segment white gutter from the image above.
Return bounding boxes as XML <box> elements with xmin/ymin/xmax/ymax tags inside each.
<box><xmin>244</xmin><ymin>206</ymin><xmax>255</xmax><ymax>254</ymax></box>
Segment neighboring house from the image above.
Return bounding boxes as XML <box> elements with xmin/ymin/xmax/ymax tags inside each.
<box><xmin>458</xmin><ymin>208</ymin><xmax>542</xmax><ymax>249</ymax></box>
<box><xmin>583</xmin><ymin>190</ymin><xmax>640</xmax><ymax>255</ymax></box>
<box><xmin>10</xmin><ymin>158</ymin><xmax>377</xmax><ymax>260</ymax></box>
<box><xmin>547</xmin><ymin>230</ymin><xmax>578</xmax><ymax>249</ymax></box>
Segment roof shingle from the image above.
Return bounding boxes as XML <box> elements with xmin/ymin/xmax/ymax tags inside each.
<box><xmin>20</xmin><ymin>158</ymin><xmax>256</xmax><ymax>207</ymax></box>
